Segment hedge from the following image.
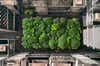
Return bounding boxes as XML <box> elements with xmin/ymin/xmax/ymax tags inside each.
<box><xmin>22</xmin><ymin>17</ymin><xmax>81</xmax><ymax>50</ymax></box>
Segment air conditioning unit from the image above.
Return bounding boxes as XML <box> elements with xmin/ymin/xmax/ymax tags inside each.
<box><xmin>1</xmin><ymin>0</ymin><xmax>17</xmax><ymax>6</ymax></box>
<box><xmin>0</xmin><ymin>45</ymin><xmax>6</xmax><ymax>52</ymax></box>
<box><xmin>75</xmin><ymin>0</ymin><xmax>83</xmax><ymax>6</ymax></box>
<box><xmin>95</xmin><ymin>13</ymin><xmax>100</xmax><ymax>21</ymax></box>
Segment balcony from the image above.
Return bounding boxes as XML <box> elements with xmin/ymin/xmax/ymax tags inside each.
<box><xmin>0</xmin><ymin>5</ymin><xmax>17</xmax><ymax>39</ymax></box>
<box><xmin>0</xmin><ymin>6</ymin><xmax>14</xmax><ymax>30</ymax></box>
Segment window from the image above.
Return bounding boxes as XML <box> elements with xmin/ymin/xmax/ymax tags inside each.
<box><xmin>0</xmin><ymin>40</ymin><xmax>8</xmax><ymax>44</ymax></box>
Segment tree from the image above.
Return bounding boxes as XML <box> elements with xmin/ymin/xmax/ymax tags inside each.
<box><xmin>58</xmin><ymin>34</ymin><xmax>67</xmax><ymax>50</ymax></box>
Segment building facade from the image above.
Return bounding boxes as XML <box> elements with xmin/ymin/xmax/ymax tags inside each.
<box><xmin>0</xmin><ymin>0</ymin><xmax>100</xmax><ymax>66</ymax></box>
